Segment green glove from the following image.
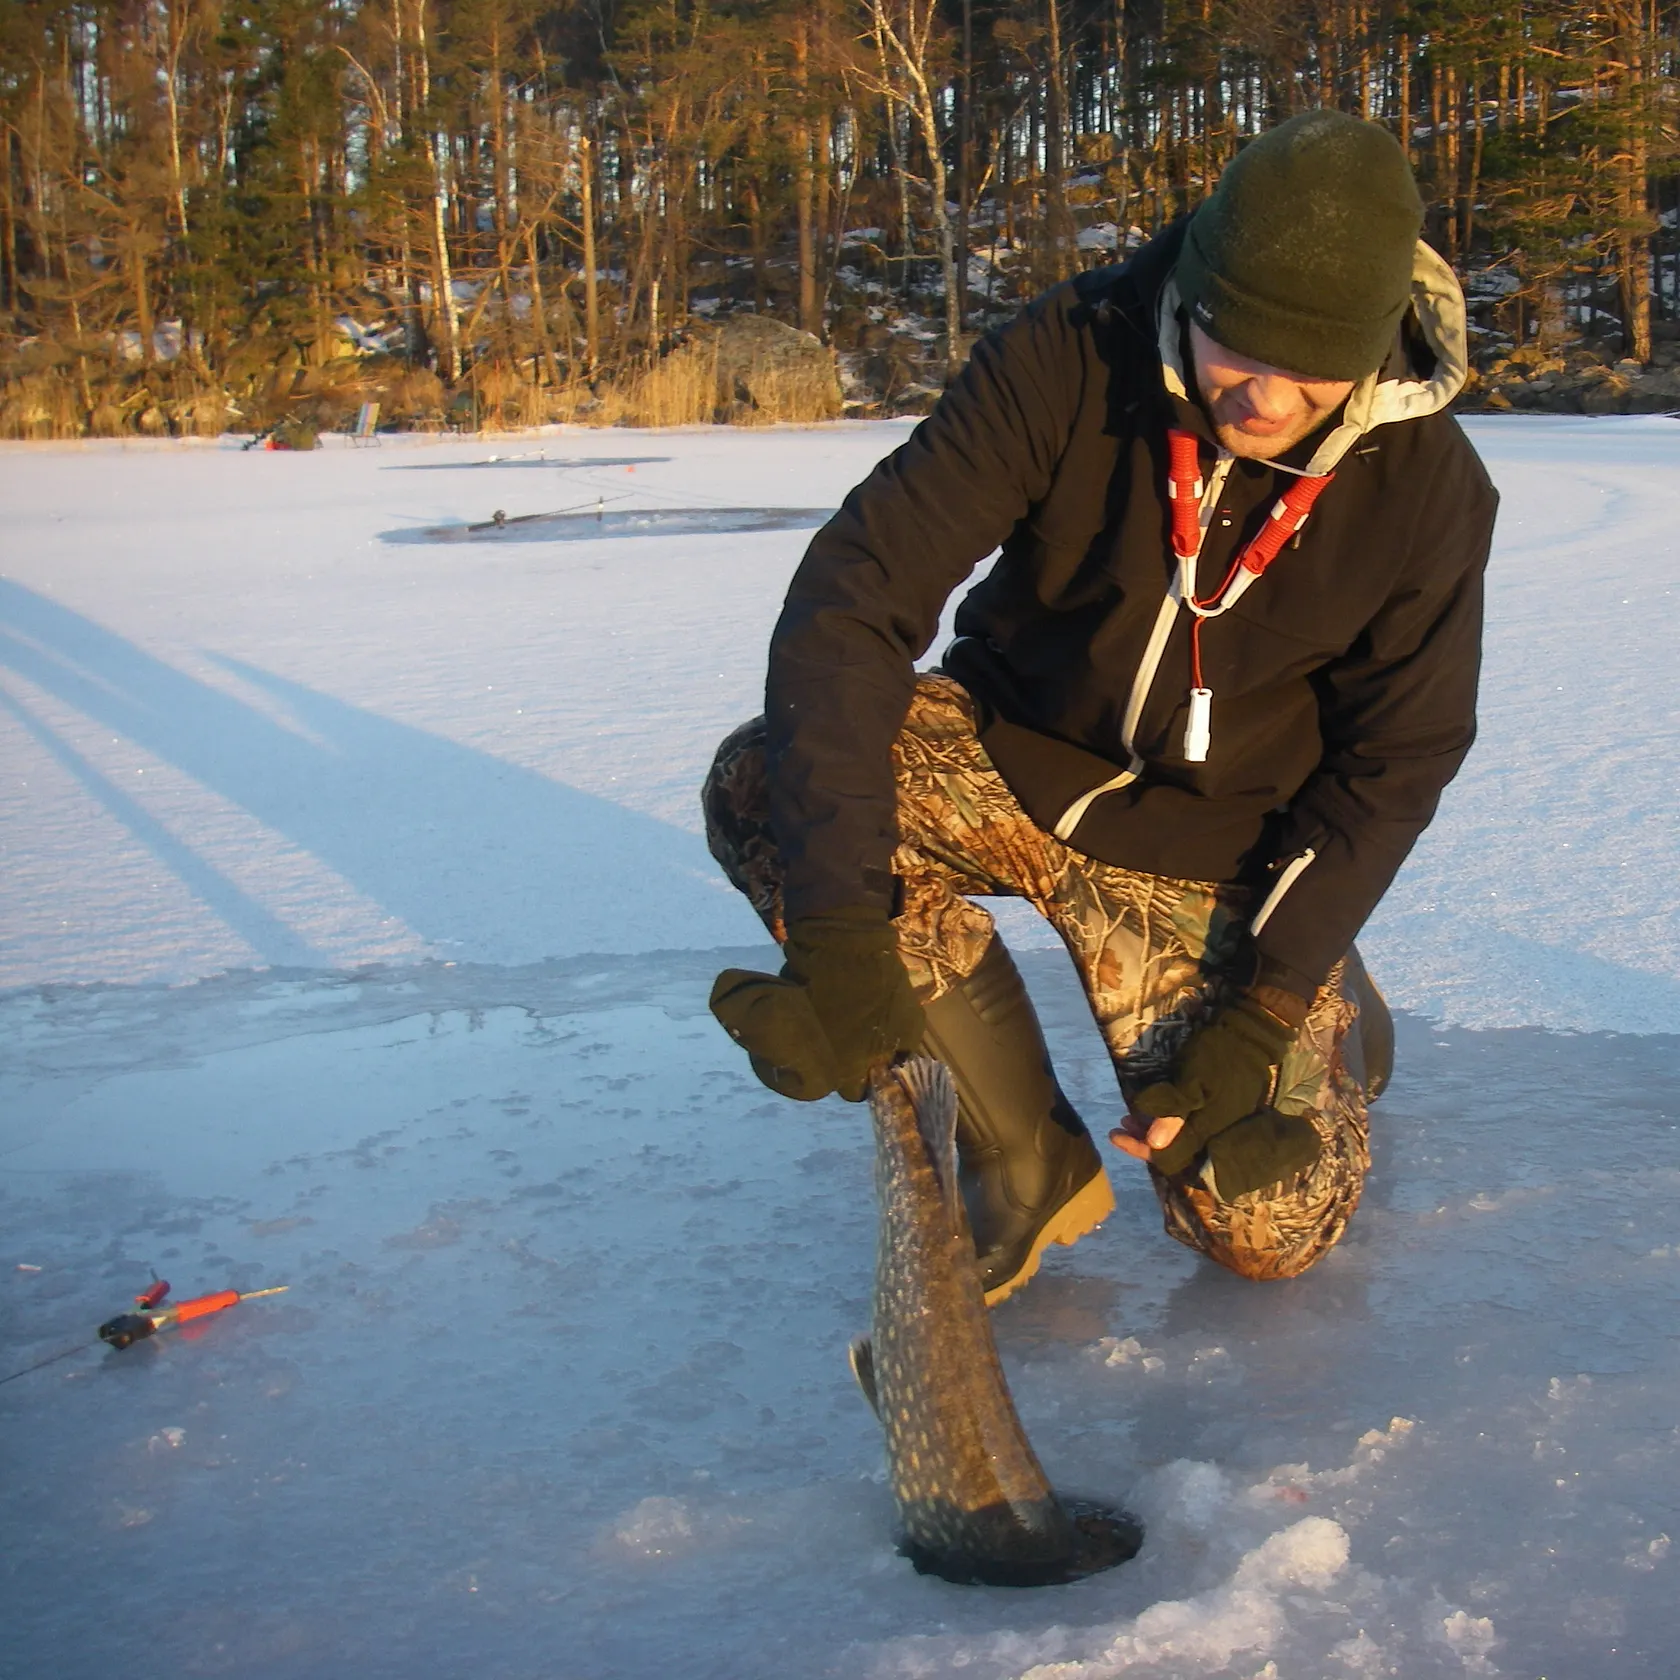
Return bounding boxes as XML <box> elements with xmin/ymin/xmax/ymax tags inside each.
<box><xmin>709</xmin><ymin>907</ymin><xmax>925</xmax><ymax>1102</ymax></box>
<box><xmin>1131</xmin><ymin>993</ymin><xmax>1320</xmax><ymax>1197</ymax></box>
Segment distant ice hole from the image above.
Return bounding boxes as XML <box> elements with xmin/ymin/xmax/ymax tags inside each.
<box><xmin>387</xmin><ymin>507</ymin><xmax>834</xmax><ymax>544</ymax></box>
<box><xmin>384</xmin><ymin>456</ymin><xmax>674</xmax><ymax>472</ymax></box>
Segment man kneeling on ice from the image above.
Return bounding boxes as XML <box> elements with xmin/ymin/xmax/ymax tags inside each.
<box><xmin>704</xmin><ymin>111</ymin><xmax>1497</xmax><ymax>1297</ymax></box>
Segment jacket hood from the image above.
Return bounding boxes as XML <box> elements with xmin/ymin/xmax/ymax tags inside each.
<box><xmin>1156</xmin><ymin>239</ymin><xmax>1470</xmax><ymax>475</ymax></box>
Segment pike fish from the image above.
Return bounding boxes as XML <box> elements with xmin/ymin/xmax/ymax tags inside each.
<box><xmin>852</xmin><ymin>1056</ymin><xmax>1141</xmax><ymax>1587</ymax></box>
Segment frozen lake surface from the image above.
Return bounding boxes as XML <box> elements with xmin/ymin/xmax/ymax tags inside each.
<box><xmin>3</xmin><ymin>419</ymin><xmax>1679</xmax><ymax>1677</ymax></box>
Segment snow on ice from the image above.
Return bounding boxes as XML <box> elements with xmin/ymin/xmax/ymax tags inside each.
<box><xmin>2</xmin><ymin>417</ymin><xmax>1678</xmax><ymax>1678</ymax></box>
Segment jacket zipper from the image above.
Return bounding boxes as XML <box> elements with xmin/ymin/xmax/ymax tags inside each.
<box><xmin>1049</xmin><ymin>454</ymin><xmax>1233</xmax><ymax>842</ymax></box>
<box><xmin>1249</xmin><ymin>847</ymin><xmax>1318</xmax><ymax>937</ymax></box>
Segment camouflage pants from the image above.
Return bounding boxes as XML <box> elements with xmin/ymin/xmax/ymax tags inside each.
<box><xmin>702</xmin><ymin>674</ymin><xmax>1372</xmax><ymax>1282</ymax></box>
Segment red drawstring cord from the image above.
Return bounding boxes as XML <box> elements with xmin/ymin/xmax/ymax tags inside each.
<box><xmin>1166</xmin><ymin>428</ymin><xmax>1335</xmax><ymax>699</ymax></box>
<box><xmin>1187</xmin><ymin>556</ymin><xmax>1246</xmax><ymax>692</ymax></box>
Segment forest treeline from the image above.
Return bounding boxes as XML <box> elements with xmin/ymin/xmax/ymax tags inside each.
<box><xmin>2</xmin><ymin>0</ymin><xmax>1676</xmax><ymax>437</ymax></box>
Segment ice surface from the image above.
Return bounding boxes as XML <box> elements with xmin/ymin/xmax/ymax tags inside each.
<box><xmin>4</xmin><ymin>954</ymin><xmax>1678</xmax><ymax>1677</ymax></box>
<box><xmin>4</xmin><ymin>420</ymin><xmax>1680</xmax><ymax>1676</ymax></box>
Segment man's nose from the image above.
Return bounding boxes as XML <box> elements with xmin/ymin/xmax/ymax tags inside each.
<box><xmin>1243</xmin><ymin>374</ymin><xmax>1298</xmax><ymax>422</ymax></box>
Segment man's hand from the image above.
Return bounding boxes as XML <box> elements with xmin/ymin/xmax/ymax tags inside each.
<box><xmin>1107</xmin><ymin>991</ymin><xmax>1322</xmax><ymax>1198</ymax></box>
<box><xmin>709</xmin><ymin>907</ymin><xmax>925</xmax><ymax>1102</ymax></box>
<box><xmin>1110</xmin><ymin>1107</ymin><xmax>1190</xmax><ymax>1160</ymax></box>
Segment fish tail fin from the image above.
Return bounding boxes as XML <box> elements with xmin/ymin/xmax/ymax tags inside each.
<box><xmin>896</xmin><ymin>1054</ymin><xmax>962</xmax><ymax>1233</ymax></box>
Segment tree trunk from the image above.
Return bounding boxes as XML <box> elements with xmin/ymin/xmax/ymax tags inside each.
<box><xmin>426</xmin><ymin>140</ymin><xmax>461</xmax><ymax>382</ymax></box>
<box><xmin>579</xmin><ymin>131</ymin><xmax>599</xmax><ymax>373</ymax></box>
<box><xmin>794</xmin><ymin>23</ymin><xmax>820</xmax><ymax>335</ymax></box>
<box><xmin>490</xmin><ymin>18</ymin><xmax>509</xmax><ymax>241</ymax></box>
<box><xmin>1618</xmin><ymin>0</ymin><xmax>1653</xmax><ymax>362</ymax></box>
<box><xmin>744</xmin><ymin>176</ymin><xmax>768</xmax><ymax>314</ymax></box>
<box><xmin>666</xmin><ymin>168</ymin><xmax>689</xmax><ymax>336</ymax></box>
<box><xmin>1442</xmin><ymin>62</ymin><xmax>1461</xmax><ymax>263</ymax></box>
<box><xmin>1358</xmin><ymin>5</ymin><xmax>1373</xmax><ymax>119</ymax></box>
<box><xmin>1</xmin><ymin>132</ymin><xmax>17</xmax><ymax>314</ymax></box>
<box><xmin>815</xmin><ymin>107</ymin><xmax>835</xmax><ymax>309</ymax></box>
<box><xmin>1429</xmin><ymin>59</ymin><xmax>1443</xmax><ymax>201</ymax></box>
<box><xmin>1461</xmin><ymin>67</ymin><xmax>1483</xmax><ymax>256</ymax></box>
<box><xmin>162</xmin><ymin>3</ymin><xmax>190</xmax><ymax>238</ymax></box>
<box><xmin>886</xmin><ymin>99</ymin><xmax>913</xmax><ymax>303</ymax></box>
<box><xmin>525</xmin><ymin>220</ymin><xmax>560</xmax><ymax>388</ymax></box>
<box><xmin>1398</xmin><ymin>35</ymin><xmax>1411</xmax><ymax>158</ymax></box>
<box><xmin>1619</xmin><ymin>228</ymin><xmax>1652</xmax><ymax>362</ymax></box>
<box><xmin>1045</xmin><ymin>0</ymin><xmax>1073</xmax><ymax>280</ymax></box>
<box><xmin>129</xmin><ymin>223</ymin><xmax>155</xmax><ymax>366</ymax></box>
<box><xmin>412</xmin><ymin>0</ymin><xmax>461</xmax><ymax>382</ymax></box>
<box><xmin>954</xmin><ymin>0</ymin><xmax>972</xmax><ymax>337</ymax></box>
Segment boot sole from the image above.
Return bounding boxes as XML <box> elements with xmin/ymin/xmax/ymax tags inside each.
<box><xmin>982</xmin><ymin>1164</ymin><xmax>1116</xmax><ymax>1307</ymax></box>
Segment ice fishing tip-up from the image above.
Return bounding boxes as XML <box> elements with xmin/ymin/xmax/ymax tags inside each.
<box><xmin>1</xmin><ymin>1278</ymin><xmax>290</xmax><ymax>1386</ymax></box>
<box><xmin>98</xmin><ymin>1286</ymin><xmax>289</xmax><ymax>1351</ymax></box>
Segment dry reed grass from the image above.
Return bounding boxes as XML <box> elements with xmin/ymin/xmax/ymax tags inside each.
<box><xmin>0</xmin><ymin>325</ymin><xmax>843</xmax><ymax>439</ymax></box>
<box><xmin>734</xmin><ymin>358</ymin><xmax>845</xmax><ymax>424</ymax></box>
<box><xmin>0</xmin><ymin>365</ymin><xmax>238</xmax><ymax>440</ymax></box>
<box><xmin>597</xmin><ymin>337</ymin><xmax>842</xmax><ymax>427</ymax></box>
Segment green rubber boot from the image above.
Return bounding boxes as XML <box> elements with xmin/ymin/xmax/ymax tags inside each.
<box><xmin>1344</xmin><ymin>943</ymin><xmax>1394</xmax><ymax>1103</ymax></box>
<box><xmin>921</xmin><ymin>937</ymin><xmax>1114</xmax><ymax>1305</ymax></box>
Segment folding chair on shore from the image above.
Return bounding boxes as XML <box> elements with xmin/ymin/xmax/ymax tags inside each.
<box><xmin>350</xmin><ymin>401</ymin><xmax>382</xmax><ymax>445</ymax></box>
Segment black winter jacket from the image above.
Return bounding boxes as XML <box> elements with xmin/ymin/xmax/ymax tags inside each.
<box><xmin>764</xmin><ymin>223</ymin><xmax>1498</xmax><ymax>993</ymax></box>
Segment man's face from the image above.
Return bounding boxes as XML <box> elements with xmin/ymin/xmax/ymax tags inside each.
<box><xmin>1189</xmin><ymin>324</ymin><xmax>1357</xmax><ymax>461</ymax></box>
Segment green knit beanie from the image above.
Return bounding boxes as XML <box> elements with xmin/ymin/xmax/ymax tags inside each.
<box><xmin>1176</xmin><ymin>110</ymin><xmax>1425</xmax><ymax>381</ymax></box>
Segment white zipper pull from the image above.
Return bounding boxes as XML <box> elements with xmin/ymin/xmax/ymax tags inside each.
<box><xmin>1184</xmin><ymin>687</ymin><xmax>1213</xmax><ymax>762</ymax></box>
<box><xmin>1250</xmin><ymin>846</ymin><xmax>1318</xmax><ymax>936</ymax></box>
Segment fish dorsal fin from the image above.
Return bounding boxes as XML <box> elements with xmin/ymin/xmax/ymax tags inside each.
<box><xmin>848</xmin><ymin>1336</ymin><xmax>880</xmax><ymax>1416</ymax></box>
<box><xmin>896</xmin><ymin>1055</ymin><xmax>961</xmax><ymax>1232</ymax></box>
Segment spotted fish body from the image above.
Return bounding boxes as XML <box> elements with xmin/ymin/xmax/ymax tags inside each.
<box><xmin>857</xmin><ymin>1057</ymin><xmax>1138</xmax><ymax>1586</ymax></box>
